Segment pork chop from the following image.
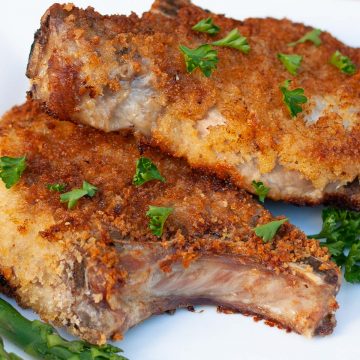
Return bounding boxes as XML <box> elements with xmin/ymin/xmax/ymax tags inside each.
<box><xmin>0</xmin><ymin>101</ymin><xmax>339</xmax><ymax>344</ymax></box>
<box><xmin>27</xmin><ymin>0</ymin><xmax>360</xmax><ymax>209</ymax></box>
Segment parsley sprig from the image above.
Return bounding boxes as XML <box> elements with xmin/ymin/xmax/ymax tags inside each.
<box><xmin>251</xmin><ymin>180</ymin><xmax>270</xmax><ymax>203</ymax></box>
<box><xmin>277</xmin><ymin>53</ymin><xmax>302</xmax><ymax>75</ymax></box>
<box><xmin>146</xmin><ymin>206</ymin><xmax>173</xmax><ymax>237</ymax></box>
<box><xmin>279</xmin><ymin>80</ymin><xmax>307</xmax><ymax>117</ymax></box>
<box><xmin>212</xmin><ymin>29</ymin><xmax>250</xmax><ymax>54</ymax></box>
<box><xmin>60</xmin><ymin>181</ymin><xmax>98</xmax><ymax>209</ymax></box>
<box><xmin>192</xmin><ymin>18</ymin><xmax>220</xmax><ymax>35</ymax></box>
<box><xmin>254</xmin><ymin>218</ymin><xmax>288</xmax><ymax>242</ymax></box>
<box><xmin>0</xmin><ymin>156</ymin><xmax>26</xmax><ymax>189</ymax></box>
<box><xmin>133</xmin><ymin>157</ymin><xmax>165</xmax><ymax>186</ymax></box>
<box><xmin>330</xmin><ymin>50</ymin><xmax>357</xmax><ymax>75</ymax></box>
<box><xmin>309</xmin><ymin>208</ymin><xmax>360</xmax><ymax>283</ymax></box>
<box><xmin>179</xmin><ymin>44</ymin><xmax>219</xmax><ymax>77</ymax></box>
<box><xmin>288</xmin><ymin>28</ymin><xmax>322</xmax><ymax>47</ymax></box>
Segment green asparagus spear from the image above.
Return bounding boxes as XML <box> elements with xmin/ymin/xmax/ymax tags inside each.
<box><xmin>0</xmin><ymin>298</ymin><xmax>127</xmax><ymax>360</ymax></box>
<box><xmin>0</xmin><ymin>337</ymin><xmax>23</xmax><ymax>360</ymax></box>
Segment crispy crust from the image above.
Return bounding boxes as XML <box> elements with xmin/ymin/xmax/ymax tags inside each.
<box><xmin>27</xmin><ymin>1</ymin><xmax>360</xmax><ymax>209</ymax></box>
<box><xmin>0</xmin><ymin>102</ymin><xmax>340</xmax><ymax>342</ymax></box>
<box><xmin>0</xmin><ymin>101</ymin><xmax>335</xmax><ymax>269</ymax></box>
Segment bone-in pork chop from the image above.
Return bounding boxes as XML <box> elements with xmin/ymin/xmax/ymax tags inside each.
<box><xmin>27</xmin><ymin>0</ymin><xmax>360</xmax><ymax>209</ymax></box>
<box><xmin>0</xmin><ymin>102</ymin><xmax>339</xmax><ymax>344</ymax></box>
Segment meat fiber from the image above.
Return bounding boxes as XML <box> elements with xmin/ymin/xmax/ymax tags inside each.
<box><xmin>27</xmin><ymin>0</ymin><xmax>360</xmax><ymax>209</ymax></box>
<box><xmin>0</xmin><ymin>102</ymin><xmax>339</xmax><ymax>344</ymax></box>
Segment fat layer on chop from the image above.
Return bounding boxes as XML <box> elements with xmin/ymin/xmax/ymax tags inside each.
<box><xmin>0</xmin><ymin>102</ymin><xmax>339</xmax><ymax>344</ymax></box>
<box><xmin>27</xmin><ymin>0</ymin><xmax>360</xmax><ymax>209</ymax></box>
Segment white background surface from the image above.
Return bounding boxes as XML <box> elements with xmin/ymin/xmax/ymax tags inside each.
<box><xmin>1</xmin><ymin>1</ymin><xmax>360</xmax><ymax>359</ymax></box>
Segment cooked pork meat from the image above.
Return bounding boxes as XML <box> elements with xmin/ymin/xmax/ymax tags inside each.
<box><xmin>0</xmin><ymin>102</ymin><xmax>340</xmax><ymax>344</ymax></box>
<box><xmin>27</xmin><ymin>0</ymin><xmax>360</xmax><ymax>209</ymax></box>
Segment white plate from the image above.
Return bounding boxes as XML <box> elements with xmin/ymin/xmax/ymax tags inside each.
<box><xmin>0</xmin><ymin>1</ymin><xmax>360</xmax><ymax>359</ymax></box>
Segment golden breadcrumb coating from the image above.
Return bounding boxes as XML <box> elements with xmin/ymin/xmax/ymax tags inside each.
<box><xmin>0</xmin><ymin>102</ymin><xmax>340</xmax><ymax>343</ymax></box>
<box><xmin>27</xmin><ymin>0</ymin><xmax>360</xmax><ymax>208</ymax></box>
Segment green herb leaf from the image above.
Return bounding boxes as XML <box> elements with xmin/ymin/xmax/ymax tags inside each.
<box><xmin>60</xmin><ymin>181</ymin><xmax>98</xmax><ymax>209</ymax></box>
<box><xmin>146</xmin><ymin>206</ymin><xmax>173</xmax><ymax>237</ymax></box>
<box><xmin>46</xmin><ymin>183</ymin><xmax>67</xmax><ymax>192</ymax></box>
<box><xmin>310</xmin><ymin>208</ymin><xmax>360</xmax><ymax>247</ymax></box>
<box><xmin>309</xmin><ymin>207</ymin><xmax>360</xmax><ymax>282</ymax></box>
<box><xmin>251</xmin><ymin>180</ymin><xmax>270</xmax><ymax>203</ymax></box>
<box><xmin>254</xmin><ymin>218</ymin><xmax>288</xmax><ymax>242</ymax></box>
<box><xmin>82</xmin><ymin>180</ymin><xmax>98</xmax><ymax>197</ymax></box>
<box><xmin>192</xmin><ymin>18</ymin><xmax>220</xmax><ymax>35</ymax></box>
<box><xmin>277</xmin><ymin>53</ymin><xmax>302</xmax><ymax>75</ymax></box>
<box><xmin>133</xmin><ymin>157</ymin><xmax>166</xmax><ymax>186</ymax></box>
<box><xmin>212</xmin><ymin>29</ymin><xmax>250</xmax><ymax>54</ymax></box>
<box><xmin>324</xmin><ymin>241</ymin><xmax>345</xmax><ymax>257</ymax></box>
<box><xmin>330</xmin><ymin>50</ymin><xmax>357</xmax><ymax>75</ymax></box>
<box><xmin>279</xmin><ymin>79</ymin><xmax>307</xmax><ymax>117</ymax></box>
<box><xmin>179</xmin><ymin>44</ymin><xmax>218</xmax><ymax>77</ymax></box>
<box><xmin>0</xmin><ymin>156</ymin><xmax>26</xmax><ymax>189</ymax></box>
<box><xmin>345</xmin><ymin>242</ymin><xmax>360</xmax><ymax>283</ymax></box>
<box><xmin>288</xmin><ymin>28</ymin><xmax>322</xmax><ymax>47</ymax></box>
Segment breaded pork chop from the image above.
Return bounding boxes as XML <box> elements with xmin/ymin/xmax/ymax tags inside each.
<box><xmin>27</xmin><ymin>0</ymin><xmax>360</xmax><ymax>209</ymax></box>
<box><xmin>0</xmin><ymin>102</ymin><xmax>339</xmax><ymax>344</ymax></box>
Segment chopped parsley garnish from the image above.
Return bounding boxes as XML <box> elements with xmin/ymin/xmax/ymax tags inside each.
<box><xmin>288</xmin><ymin>28</ymin><xmax>322</xmax><ymax>47</ymax></box>
<box><xmin>279</xmin><ymin>80</ymin><xmax>307</xmax><ymax>117</ymax></box>
<box><xmin>254</xmin><ymin>218</ymin><xmax>288</xmax><ymax>243</ymax></box>
<box><xmin>146</xmin><ymin>206</ymin><xmax>173</xmax><ymax>237</ymax></box>
<box><xmin>0</xmin><ymin>156</ymin><xmax>26</xmax><ymax>189</ymax></box>
<box><xmin>212</xmin><ymin>29</ymin><xmax>250</xmax><ymax>54</ymax></box>
<box><xmin>330</xmin><ymin>50</ymin><xmax>357</xmax><ymax>75</ymax></box>
<box><xmin>60</xmin><ymin>181</ymin><xmax>98</xmax><ymax>209</ymax></box>
<box><xmin>251</xmin><ymin>180</ymin><xmax>270</xmax><ymax>203</ymax></box>
<box><xmin>133</xmin><ymin>157</ymin><xmax>166</xmax><ymax>186</ymax></box>
<box><xmin>309</xmin><ymin>208</ymin><xmax>360</xmax><ymax>283</ymax></box>
<box><xmin>277</xmin><ymin>53</ymin><xmax>302</xmax><ymax>75</ymax></box>
<box><xmin>179</xmin><ymin>44</ymin><xmax>218</xmax><ymax>77</ymax></box>
<box><xmin>47</xmin><ymin>183</ymin><xmax>67</xmax><ymax>192</ymax></box>
<box><xmin>192</xmin><ymin>18</ymin><xmax>220</xmax><ymax>35</ymax></box>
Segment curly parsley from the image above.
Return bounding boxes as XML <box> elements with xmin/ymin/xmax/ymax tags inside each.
<box><xmin>212</xmin><ymin>29</ymin><xmax>250</xmax><ymax>54</ymax></box>
<box><xmin>288</xmin><ymin>28</ymin><xmax>322</xmax><ymax>47</ymax></box>
<box><xmin>192</xmin><ymin>18</ymin><xmax>220</xmax><ymax>35</ymax></box>
<box><xmin>309</xmin><ymin>208</ymin><xmax>360</xmax><ymax>283</ymax></box>
<box><xmin>146</xmin><ymin>206</ymin><xmax>173</xmax><ymax>237</ymax></box>
<box><xmin>60</xmin><ymin>181</ymin><xmax>98</xmax><ymax>209</ymax></box>
<box><xmin>279</xmin><ymin>80</ymin><xmax>307</xmax><ymax>117</ymax></box>
<box><xmin>0</xmin><ymin>156</ymin><xmax>26</xmax><ymax>189</ymax></box>
<box><xmin>330</xmin><ymin>50</ymin><xmax>357</xmax><ymax>75</ymax></box>
<box><xmin>254</xmin><ymin>218</ymin><xmax>288</xmax><ymax>243</ymax></box>
<box><xmin>179</xmin><ymin>44</ymin><xmax>218</xmax><ymax>77</ymax></box>
<box><xmin>277</xmin><ymin>53</ymin><xmax>302</xmax><ymax>75</ymax></box>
